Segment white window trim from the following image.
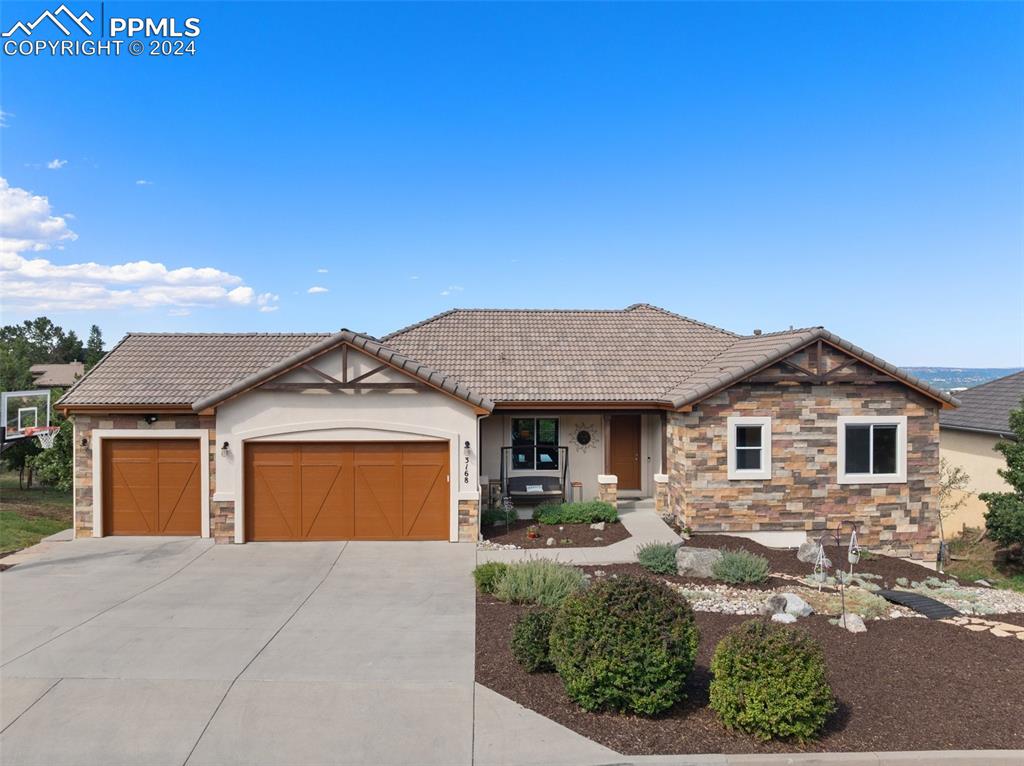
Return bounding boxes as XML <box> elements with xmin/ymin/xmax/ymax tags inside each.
<box><xmin>837</xmin><ymin>415</ymin><xmax>907</xmax><ymax>485</ymax></box>
<box><xmin>727</xmin><ymin>416</ymin><xmax>772</xmax><ymax>480</ymax></box>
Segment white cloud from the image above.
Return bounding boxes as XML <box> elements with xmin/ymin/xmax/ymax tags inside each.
<box><xmin>47</xmin><ymin>158</ymin><xmax>68</xmax><ymax>170</ymax></box>
<box><xmin>307</xmin><ymin>286</ymin><xmax>328</xmax><ymax>294</ymax></box>
<box><xmin>259</xmin><ymin>305</ymin><xmax>279</xmax><ymax>313</ymax></box>
<box><xmin>409</xmin><ymin>275</ymin><xmax>419</xmax><ymax>280</ymax></box>
<box><xmin>439</xmin><ymin>284</ymin><xmax>464</xmax><ymax>296</ymax></box>
<box><xmin>316</xmin><ymin>268</ymin><xmax>328</xmax><ymax>273</ymax></box>
<box><xmin>135</xmin><ymin>179</ymin><xmax>154</xmax><ymax>186</ymax></box>
<box><xmin>0</xmin><ymin>177</ymin><xmax>278</xmax><ymax>314</ymax></box>
<box><xmin>168</xmin><ymin>308</ymin><xmax>191</xmax><ymax>317</ymax></box>
<box><xmin>0</xmin><ymin>109</ymin><xmax>11</xmax><ymax>127</ymax></box>
<box><xmin>0</xmin><ymin>178</ymin><xmax>78</xmax><ymax>254</ymax></box>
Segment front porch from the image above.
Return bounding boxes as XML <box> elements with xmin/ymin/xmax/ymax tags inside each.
<box><xmin>478</xmin><ymin>410</ymin><xmax>666</xmax><ymax>511</ymax></box>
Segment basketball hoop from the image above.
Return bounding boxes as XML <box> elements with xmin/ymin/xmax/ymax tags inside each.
<box><xmin>34</xmin><ymin>426</ymin><xmax>60</xmax><ymax>450</ymax></box>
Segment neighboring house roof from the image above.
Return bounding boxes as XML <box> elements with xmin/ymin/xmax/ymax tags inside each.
<box><xmin>29</xmin><ymin>362</ymin><xmax>84</xmax><ymax>388</ymax></box>
<box><xmin>57</xmin><ymin>304</ymin><xmax>958</xmax><ymax>412</ymax></box>
<box><xmin>382</xmin><ymin>304</ymin><xmax>739</xmax><ymax>403</ymax></box>
<box><xmin>940</xmin><ymin>370</ymin><xmax>1024</xmax><ymax>437</ymax></box>
<box><xmin>190</xmin><ymin>329</ymin><xmax>494</xmax><ymax>413</ymax></box>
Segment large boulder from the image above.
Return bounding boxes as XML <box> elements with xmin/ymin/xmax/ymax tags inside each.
<box><xmin>838</xmin><ymin>612</ymin><xmax>867</xmax><ymax>634</ymax></box>
<box><xmin>781</xmin><ymin>592</ymin><xmax>814</xmax><ymax>617</ymax></box>
<box><xmin>675</xmin><ymin>547</ymin><xmax>723</xmax><ymax>579</ymax></box>
<box><xmin>761</xmin><ymin>594</ymin><xmax>788</xmax><ymax>616</ymax></box>
<box><xmin>771</xmin><ymin>612</ymin><xmax>797</xmax><ymax>624</ymax></box>
<box><xmin>797</xmin><ymin>541</ymin><xmax>822</xmax><ymax>564</ymax></box>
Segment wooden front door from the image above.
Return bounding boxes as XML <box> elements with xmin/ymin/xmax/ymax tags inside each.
<box><xmin>608</xmin><ymin>415</ymin><xmax>641</xmax><ymax>490</ymax></box>
<box><xmin>245</xmin><ymin>441</ymin><xmax>449</xmax><ymax>541</ymax></box>
<box><xmin>102</xmin><ymin>439</ymin><xmax>202</xmax><ymax>536</ymax></box>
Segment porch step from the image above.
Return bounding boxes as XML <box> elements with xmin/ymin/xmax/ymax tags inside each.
<box><xmin>617</xmin><ymin>498</ymin><xmax>655</xmax><ymax>511</ymax></box>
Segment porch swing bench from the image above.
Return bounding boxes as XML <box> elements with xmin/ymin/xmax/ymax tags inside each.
<box><xmin>498</xmin><ymin>445</ymin><xmax>569</xmax><ymax>504</ymax></box>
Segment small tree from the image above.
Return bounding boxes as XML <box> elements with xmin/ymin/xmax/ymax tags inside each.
<box><xmin>937</xmin><ymin>458</ymin><xmax>971</xmax><ymax>539</ymax></box>
<box><xmin>979</xmin><ymin>396</ymin><xmax>1024</xmax><ymax>554</ymax></box>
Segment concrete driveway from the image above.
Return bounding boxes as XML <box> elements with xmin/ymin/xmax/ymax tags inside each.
<box><xmin>0</xmin><ymin>536</ymin><xmax>476</xmax><ymax>766</ymax></box>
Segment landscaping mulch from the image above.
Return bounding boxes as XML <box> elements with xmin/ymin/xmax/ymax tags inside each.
<box><xmin>692</xmin><ymin>533</ymin><xmax>954</xmax><ymax>590</ymax></box>
<box><xmin>581</xmin><ymin>562</ymin><xmax>791</xmax><ymax>591</ymax></box>
<box><xmin>481</xmin><ymin>519</ymin><xmax>630</xmax><ymax>548</ymax></box>
<box><xmin>476</xmin><ymin>594</ymin><xmax>1024</xmax><ymax>754</ymax></box>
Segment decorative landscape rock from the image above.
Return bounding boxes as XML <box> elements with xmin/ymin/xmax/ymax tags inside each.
<box><xmin>797</xmin><ymin>541</ymin><xmax>822</xmax><ymax>564</ymax></box>
<box><xmin>589</xmin><ymin>522</ymin><xmax>606</xmax><ymax>531</ymax></box>
<box><xmin>546</xmin><ymin>537</ymin><xmax>555</xmax><ymax>546</ymax></box>
<box><xmin>836</xmin><ymin>613</ymin><xmax>867</xmax><ymax>633</ymax></box>
<box><xmin>771</xmin><ymin>612</ymin><xmax>797</xmax><ymax>624</ymax></box>
<box><xmin>762</xmin><ymin>595</ymin><xmax>787</xmax><ymax>616</ymax></box>
<box><xmin>675</xmin><ymin>547</ymin><xmax>723</xmax><ymax>578</ymax></box>
<box><xmin>781</xmin><ymin>592</ymin><xmax>813</xmax><ymax>617</ymax></box>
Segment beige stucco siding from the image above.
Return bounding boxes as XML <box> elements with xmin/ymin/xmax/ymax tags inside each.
<box><xmin>479</xmin><ymin>411</ymin><xmax>663</xmax><ymax>503</ymax></box>
<box><xmin>939</xmin><ymin>427</ymin><xmax>1010</xmax><ymax>532</ymax></box>
<box><xmin>214</xmin><ymin>346</ymin><xmax>482</xmax><ymax>542</ymax></box>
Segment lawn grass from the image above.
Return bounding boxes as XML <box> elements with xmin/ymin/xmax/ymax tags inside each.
<box><xmin>946</xmin><ymin>529</ymin><xmax>1024</xmax><ymax>592</ymax></box>
<box><xmin>0</xmin><ymin>470</ymin><xmax>72</xmax><ymax>555</ymax></box>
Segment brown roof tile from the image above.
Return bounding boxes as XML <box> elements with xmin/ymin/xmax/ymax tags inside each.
<box><xmin>940</xmin><ymin>370</ymin><xmax>1024</xmax><ymax>436</ymax></box>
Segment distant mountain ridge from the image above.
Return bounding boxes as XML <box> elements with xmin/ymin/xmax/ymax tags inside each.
<box><xmin>903</xmin><ymin>367</ymin><xmax>1023</xmax><ymax>393</ymax></box>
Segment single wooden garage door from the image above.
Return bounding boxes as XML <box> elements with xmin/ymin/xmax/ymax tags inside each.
<box><xmin>102</xmin><ymin>439</ymin><xmax>202</xmax><ymax>536</ymax></box>
<box><xmin>245</xmin><ymin>442</ymin><xmax>450</xmax><ymax>541</ymax></box>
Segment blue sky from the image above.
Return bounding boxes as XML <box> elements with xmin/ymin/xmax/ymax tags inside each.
<box><xmin>1</xmin><ymin>1</ymin><xmax>1022</xmax><ymax>366</ymax></box>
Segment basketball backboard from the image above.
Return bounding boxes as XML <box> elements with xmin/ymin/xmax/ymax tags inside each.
<box><xmin>1</xmin><ymin>389</ymin><xmax>51</xmax><ymax>439</ymax></box>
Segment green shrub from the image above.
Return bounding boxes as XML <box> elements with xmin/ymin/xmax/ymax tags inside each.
<box><xmin>710</xmin><ymin>620</ymin><xmax>835</xmax><ymax>742</ymax></box>
<box><xmin>492</xmin><ymin>559</ymin><xmax>585</xmax><ymax>607</ymax></box>
<box><xmin>636</xmin><ymin>541</ymin><xmax>678</xmax><ymax>575</ymax></box>
<box><xmin>981</xmin><ymin>494</ymin><xmax>1024</xmax><ymax>548</ymax></box>
<box><xmin>481</xmin><ymin>506</ymin><xmax>518</xmax><ymax>526</ymax></box>
<box><xmin>712</xmin><ymin>548</ymin><xmax>770</xmax><ymax>584</ymax></box>
<box><xmin>511</xmin><ymin>609</ymin><xmax>555</xmax><ymax>672</ymax></box>
<box><xmin>473</xmin><ymin>562</ymin><xmax>510</xmax><ymax>594</ymax></box>
<box><xmin>549</xmin><ymin>576</ymin><xmax>699</xmax><ymax>715</ymax></box>
<box><xmin>533</xmin><ymin>501</ymin><xmax>618</xmax><ymax>525</ymax></box>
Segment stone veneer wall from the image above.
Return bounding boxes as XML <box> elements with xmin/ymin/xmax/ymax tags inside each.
<box><xmin>666</xmin><ymin>372</ymin><xmax>941</xmax><ymax>560</ymax></box>
<box><xmin>71</xmin><ymin>413</ymin><xmax>225</xmax><ymax>540</ymax></box>
<box><xmin>458</xmin><ymin>497</ymin><xmax>480</xmax><ymax>542</ymax></box>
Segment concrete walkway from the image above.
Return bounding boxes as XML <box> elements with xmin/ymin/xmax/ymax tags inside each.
<box><xmin>1</xmin><ymin>536</ymin><xmax>476</xmax><ymax>766</ymax></box>
<box><xmin>477</xmin><ymin>499</ymin><xmax>682</xmax><ymax>565</ymax></box>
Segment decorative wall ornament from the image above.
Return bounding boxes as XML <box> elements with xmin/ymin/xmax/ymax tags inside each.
<box><xmin>570</xmin><ymin>422</ymin><xmax>600</xmax><ymax>452</ymax></box>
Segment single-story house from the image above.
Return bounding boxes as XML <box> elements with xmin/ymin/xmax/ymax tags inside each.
<box><xmin>30</xmin><ymin>361</ymin><xmax>84</xmax><ymax>388</ymax></box>
<box><xmin>939</xmin><ymin>369</ymin><xmax>1023</xmax><ymax>532</ymax></box>
<box><xmin>57</xmin><ymin>304</ymin><xmax>958</xmax><ymax>560</ymax></box>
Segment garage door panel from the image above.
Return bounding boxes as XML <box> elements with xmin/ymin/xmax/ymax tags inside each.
<box><xmin>103</xmin><ymin>439</ymin><xmax>201</xmax><ymax>536</ymax></box>
<box><xmin>354</xmin><ymin>459</ymin><xmax>403</xmax><ymax>539</ymax></box>
<box><xmin>300</xmin><ymin>462</ymin><xmax>353</xmax><ymax>539</ymax></box>
<box><xmin>245</xmin><ymin>441</ymin><xmax>449</xmax><ymax>541</ymax></box>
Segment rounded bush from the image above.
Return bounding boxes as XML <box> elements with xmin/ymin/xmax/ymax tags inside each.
<box><xmin>492</xmin><ymin>559</ymin><xmax>586</xmax><ymax>607</ymax></box>
<box><xmin>473</xmin><ymin>562</ymin><xmax>510</xmax><ymax>594</ymax></box>
<box><xmin>511</xmin><ymin>609</ymin><xmax>555</xmax><ymax>672</ymax></box>
<box><xmin>549</xmin><ymin>575</ymin><xmax>699</xmax><ymax>715</ymax></box>
<box><xmin>636</xmin><ymin>541</ymin><xmax>678</xmax><ymax>575</ymax></box>
<box><xmin>709</xmin><ymin>620</ymin><xmax>836</xmax><ymax>742</ymax></box>
<box><xmin>711</xmin><ymin>548</ymin><xmax>770</xmax><ymax>584</ymax></box>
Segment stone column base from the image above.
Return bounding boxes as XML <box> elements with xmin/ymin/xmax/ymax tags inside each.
<box><xmin>458</xmin><ymin>498</ymin><xmax>480</xmax><ymax>542</ymax></box>
<box><xmin>597</xmin><ymin>474</ymin><xmax>618</xmax><ymax>508</ymax></box>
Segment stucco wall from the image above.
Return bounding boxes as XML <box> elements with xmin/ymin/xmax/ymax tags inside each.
<box><xmin>478</xmin><ymin>410</ymin><xmax>662</xmax><ymax>504</ymax></box>
<box><xmin>214</xmin><ymin>346</ymin><xmax>482</xmax><ymax>542</ymax></box>
<box><xmin>667</xmin><ymin>365</ymin><xmax>941</xmax><ymax>560</ymax></box>
<box><xmin>940</xmin><ymin>427</ymin><xmax>1009</xmax><ymax>532</ymax></box>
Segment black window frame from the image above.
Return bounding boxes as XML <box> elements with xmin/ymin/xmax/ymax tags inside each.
<box><xmin>510</xmin><ymin>417</ymin><xmax>559</xmax><ymax>471</ymax></box>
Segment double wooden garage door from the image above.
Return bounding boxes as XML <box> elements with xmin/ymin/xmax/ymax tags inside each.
<box><xmin>103</xmin><ymin>439</ymin><xmax>202</xmax><ymax>536</ymax></box>
<box><xmin>245</xmin><ymin>442</ymin><xmax>450</xmax><ymax>541</ymax></box>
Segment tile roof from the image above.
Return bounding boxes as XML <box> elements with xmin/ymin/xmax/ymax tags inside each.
<box><xmin>58</xmin><ymin>333</ymin><xmax>333</xmax><ymax>406</ymax></box>
<box><xmin>191</xmin><ymin>329</ymin><xmax>494</xmax><ymax>412</ymax></box>
<box><xmin>57</xmin><ymin>304</ymin><xmax>959</xmax><ymax>411</ymax></box>
<box><xmin>382</xmin><ymin>304</ymin><xmax>739</xmax><ymax>402</ymax></box>
<box><xmin>940</xmin><ymin>370</ymin><xmax>1024</xmax><ymax>436</ymax></box>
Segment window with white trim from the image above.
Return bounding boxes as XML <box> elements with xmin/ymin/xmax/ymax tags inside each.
<box><xmin>837</xmin><ymin>416</ymin><xmax>907</xmax><ymax>484</ymax></box>
<box><xmin>727</xmin><ymin>416</ymin><xmax>772</xmax><ymax>480</ymax></box>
